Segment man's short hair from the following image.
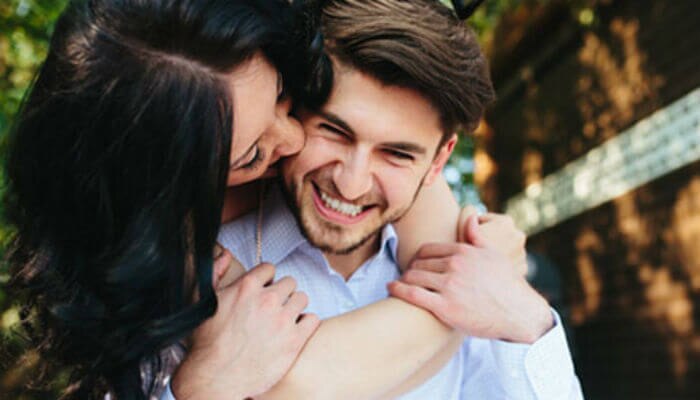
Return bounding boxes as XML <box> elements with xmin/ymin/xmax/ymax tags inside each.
<box><xmin>318</xmin><ymin>0</ymin><xmax>496</xmax><ymax>142</ymax></box>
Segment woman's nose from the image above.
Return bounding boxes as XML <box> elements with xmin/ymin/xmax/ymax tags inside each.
<box><xmin>271</xmin><ymin>97</ymin><xmax>305</xmax><ymax>158</ymax></box>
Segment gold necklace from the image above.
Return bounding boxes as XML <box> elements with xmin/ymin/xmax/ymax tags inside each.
<box><xmin>255</xmin><ymin>181</ymin><xmax>266</xmax><ymax>265</ymax></box>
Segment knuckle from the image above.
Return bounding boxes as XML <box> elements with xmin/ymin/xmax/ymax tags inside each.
<box><xmin>447</xmin><ymin>255</ymin><xmax>464</xmax><ymax>271</ymax></box>
<box><xmin>260</xmin><ymin>291</ymin><xmax>280</xmax><ymax>309</ymax></box>
<box><xmin>404</xmin><ymin>286</ymin><xmax>420</xmax><ymax>302</ymax></box>
<box><xmin>444</xmin><ymin>276</ymin><xmax>460</xmax><ymax>292</ymax></box>
<box><xmin>238</xmin><ymin>274</ymin><xmax>257</xmax><ymax>294</ymax></box>
<box><xmin>416</xmin><ymin>244</ymin><xmax>430</xmax><ymax>259</ymax></box>
<box><xmin>403</xmin><ymin>269</ymin><xmax>418</xmax><ymax>282</ymax></box>
<box><xmin>260</xmin><ymin>262</ymin><xmax>277</xmax><ymax>276</ymax></box>
<box><xmin>279</xmin><ymin>276</ymin><xmax>297</xmax><ymax>291</ymax></box>
<box><xmin>295</xmin><ymin>291</ymin><xmax>309</xmax><ymax>308</ymax></box>
<box><xmin>456</xmin><ymin>243</ymin><xmax>470</xmax><ymax>257</ymax></box>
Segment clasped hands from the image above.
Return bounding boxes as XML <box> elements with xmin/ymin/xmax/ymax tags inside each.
<box><xmin>388</xmin><ymin>208</ymin><xmax>554</xmax><ymax>344</ymax></box>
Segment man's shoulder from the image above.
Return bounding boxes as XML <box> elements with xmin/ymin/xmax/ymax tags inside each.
<box><xmin>218</xmin><ymin>211</ymin><xmax>258</xmax><ymax>270</ymax></box>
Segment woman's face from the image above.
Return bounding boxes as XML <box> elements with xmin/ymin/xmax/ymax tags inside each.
<box><xmin>225</xmin><ymin>53</ymin><xmax>305</xmax><ymax>186</ymax></box>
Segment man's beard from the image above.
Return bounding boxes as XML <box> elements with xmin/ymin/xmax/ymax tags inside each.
<box><xmin>304</xmin><ymin>220</ymin><xmax>379</xmax><ymax>255</ymax></box>
<box><xmin>282</xmin><ymin>173</ymin><xmax>427</xmax><ymax>255</ymax></box>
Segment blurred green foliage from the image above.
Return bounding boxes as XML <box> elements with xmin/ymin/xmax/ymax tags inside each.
<box><xmin>0</xmin><ymin>0</ymin><xmax>69</xmax><ymax>277</ymax></box>
<box><xmin>0</xmin><ymin>0</ymin><xmax>68</xmax><ymax>138</ymax></box>
<box><xmin>1</xmin><ymin>0</ymin><xmax>69</xmax><ymax>397</ymax></box>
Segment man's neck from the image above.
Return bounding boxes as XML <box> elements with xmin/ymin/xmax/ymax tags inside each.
<box><xmin>324</xmin><ymin>234</ymin><xmax>382</xmax><ymax>281</ymax></box>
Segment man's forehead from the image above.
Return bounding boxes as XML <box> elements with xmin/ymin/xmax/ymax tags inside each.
<box><xmin>322</xmin><ymin>71</ymin><xmax>442</xmax><ymax>144</ymax></box>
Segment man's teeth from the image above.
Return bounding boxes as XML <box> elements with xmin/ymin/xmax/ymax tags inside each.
<box><xmin>320</xmin><ymin>190</ymin><xmax>363</xmax><ymax>217</ymax></box>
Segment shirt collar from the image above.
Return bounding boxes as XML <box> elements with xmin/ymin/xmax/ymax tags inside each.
<box><xmin>378</xmin><ymin>224</ymin><xmax>399</xmax><ymax>266</ymax></box>
<box><xmin>260</xmin><ymin>183</ymin><xmax>399</xmax><ymax>267</ymax></box>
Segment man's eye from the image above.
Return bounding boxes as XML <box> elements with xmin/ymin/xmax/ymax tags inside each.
<box><xmin>320</xmin><ymin>123</ymin><xmax>348</xmax><ymax>138</ymax></box>
<box><xmin>385</xmin><ymin>149</ymin><xmax>414</xmax><ymax>161</ymax></box>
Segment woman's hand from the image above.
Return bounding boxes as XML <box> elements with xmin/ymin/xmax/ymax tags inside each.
<box><xmin>457</xmin><ymin>206</ymin><xmax>528</xmax><ymax>276</ymax></box>
<box><xmin>172</xmin><ymin>249</ymin><xmax>320</xmax><ymax>399</ymax></box>
<box><xmin>390</xmin><ymin>215</ymin><xmax>552</xmax><ymax>344</ymax></box>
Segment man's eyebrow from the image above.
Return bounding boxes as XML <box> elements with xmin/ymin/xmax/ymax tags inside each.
<box><xmin>382</xmin><ymin>142</ymin><xmax>427</xmax><ymax>155</ymax></box>
<box><xmin>317</xmin><ymin>110</ymin><xmax>356</xmax><ymax>138</ymax></box>
<box><xmin>318</xmin><ymin>109</ymin><xmax>428</xmax><ymax>155</ymax></box>
<box><xmin>230</xmin><ymin>141</ymin><xmax>257</xmax><ymax>168</ymax></box>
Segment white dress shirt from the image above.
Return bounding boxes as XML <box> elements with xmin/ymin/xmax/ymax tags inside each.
<box><xmin>161</xmin><ymin>185</ymin><xmax>584</xmax><ymax>399</ymax></box>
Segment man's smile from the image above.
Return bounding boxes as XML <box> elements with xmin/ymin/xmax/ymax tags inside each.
<box><xmin>311</xmin><ymin>182</ymin><xmax>376</xmax><ymax>224</ymax></box>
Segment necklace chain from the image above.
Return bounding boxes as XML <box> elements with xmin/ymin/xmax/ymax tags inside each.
<box><xmin>255</xmin><ymin>181</ymin><xmax>266</xmax><ymax>265</ymax></box>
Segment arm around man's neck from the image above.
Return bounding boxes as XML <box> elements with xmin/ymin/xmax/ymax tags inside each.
<box><xmin>258</xmin><ymin>298</ymin><xmax>462</xmax><ymax>399</ymax></box>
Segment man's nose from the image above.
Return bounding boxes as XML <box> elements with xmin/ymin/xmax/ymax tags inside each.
<box><xmin>271</xmin><ymin>97</ymin><xmax>305</xmax><ymax>159</ymax></box>
<box><xmin>333</xmin><ymin>152</ymin><xmax>373</xmax><ymax>201</ymax></box>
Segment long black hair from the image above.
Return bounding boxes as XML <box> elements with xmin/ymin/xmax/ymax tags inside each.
<box><xmin>4</xmin><ymin>0</ymin><xmax>328</xmax><ymax>398</ymax></box>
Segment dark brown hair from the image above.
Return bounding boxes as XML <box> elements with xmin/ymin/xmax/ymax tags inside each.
<box><xmin>4</xmin><ymin>0</ymin><xmax>328</xmax><ymax>398</ymax></box>
<box><xmin>318</xmin><ymin>0</ymin><xmax>495</xmax><ymax>140</ymax></box>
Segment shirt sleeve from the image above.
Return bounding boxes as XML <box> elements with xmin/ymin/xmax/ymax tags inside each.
<box><xmin>461</xmin><ymin>309</ymin><xmax>584</xmax><ymax>400</ymax></box>
<box><xmin>159</xmin><ymin>382</ymin><xmax>177</xmax><ymax>400</ymax></box>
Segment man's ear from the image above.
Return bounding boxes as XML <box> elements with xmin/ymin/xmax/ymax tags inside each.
<box><xmin>423</xmin><ymin>134</ymin><xmax>458</xmax><ymax>186</ymax></box>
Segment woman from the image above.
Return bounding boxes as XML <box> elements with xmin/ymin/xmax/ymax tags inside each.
<box><xmin>5</xmin><ymin>0</ymin><xmax>327</xmax><ymax>398</ymax></box>
<box><xmin>5</xmin><ymin>0</ymin><xmax>525</xmax><ymax>399</ymax></box>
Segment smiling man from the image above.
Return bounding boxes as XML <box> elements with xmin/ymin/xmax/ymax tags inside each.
<box><xmin>218</xmin><ymin>0</ymin><xmax>584</xmax><ymax>398</ymax></box>
<box><xmin>283</xmin><ymin>62</ymin><xmax>458</xmax><ymax>277</ymax></box>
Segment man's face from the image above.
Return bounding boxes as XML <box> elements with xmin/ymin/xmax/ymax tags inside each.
<box><xmin>282</xmin><ymin>65</ymin><xmax>456</xmax><ymax>254</ymax></box>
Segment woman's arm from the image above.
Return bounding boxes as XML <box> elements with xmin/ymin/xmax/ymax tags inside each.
<box><xmin>259</xmin><ymin>299</ymin><xmax>460</xmax><ymax>400</ymax></box>
<box><xmin>210</xmin><ymin>257</ymin><xmax>460</xmax><ymax>400</ymax></box>
<box><xmin>394</xmin><ymin>175</ymin><xmax>461</xmax><ymax>269</ymax></box>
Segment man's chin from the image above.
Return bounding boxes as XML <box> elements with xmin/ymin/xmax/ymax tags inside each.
<box><xmin>301</xmin><ymin>219</ymin><xmax>380</xmax><ymax>255</ymax></box>
<box><xmin>309</xmin><ymin>233</ymin><xmax>376</xmax><ymax>255</ymax></box>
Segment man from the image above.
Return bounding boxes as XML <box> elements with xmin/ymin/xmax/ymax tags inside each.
<box><xmin>216</xmin><ymin>0</ymin><xmax>584</xmax><ymax>398</ymax></box>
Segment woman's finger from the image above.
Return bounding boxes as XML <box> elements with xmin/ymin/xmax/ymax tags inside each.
<box><xmin>457</xmin><ymin>205</ymin><xmax>480</xmax><ymax>242</ymax></box>
<box><xmin>246</xmin><ymin>263</ymin><xmax>277</xmax><ymax>286</ymax></box>
<box><xmin>268</xmin><ymin>276</ymin><xmax>297</xmax><ymax>301</ymax></box>
<box><xmin>284</xmin><ymin>291</ymin><xmax>310</xmax><ymax>317</ymax></box>
<box><xmin>415</xmin><ymin>242</ymin><xmax>472</xmax><ymax>260</ymax></box>
<box><xmin>400</xmin><ymin>269</ymin><xmax>445</xmax><ymax>292</ymax></box>
<box><xmin>216</xmin><ymin>255</ymin><xmax>247</xmax><ymax>290</ymax></box>
<box><xmin>212</xmin><ymin>248</ymin><xmax>233</xmax><ymax>288</ymax></box>
<box><xmin>409</xmin><ymin>257</ymin><xmax>450</xmax><ymax>273</ymax></box>
<box><xmin>387</xmin><ymin>281</ymin><xmax>445</xmax><ymax>313</ymax></box>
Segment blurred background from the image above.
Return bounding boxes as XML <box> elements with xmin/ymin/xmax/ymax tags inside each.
<box><xmin>1</xmin><ymin>0</ymin><xmax>699</xmax><ymax>399</ymax></box>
